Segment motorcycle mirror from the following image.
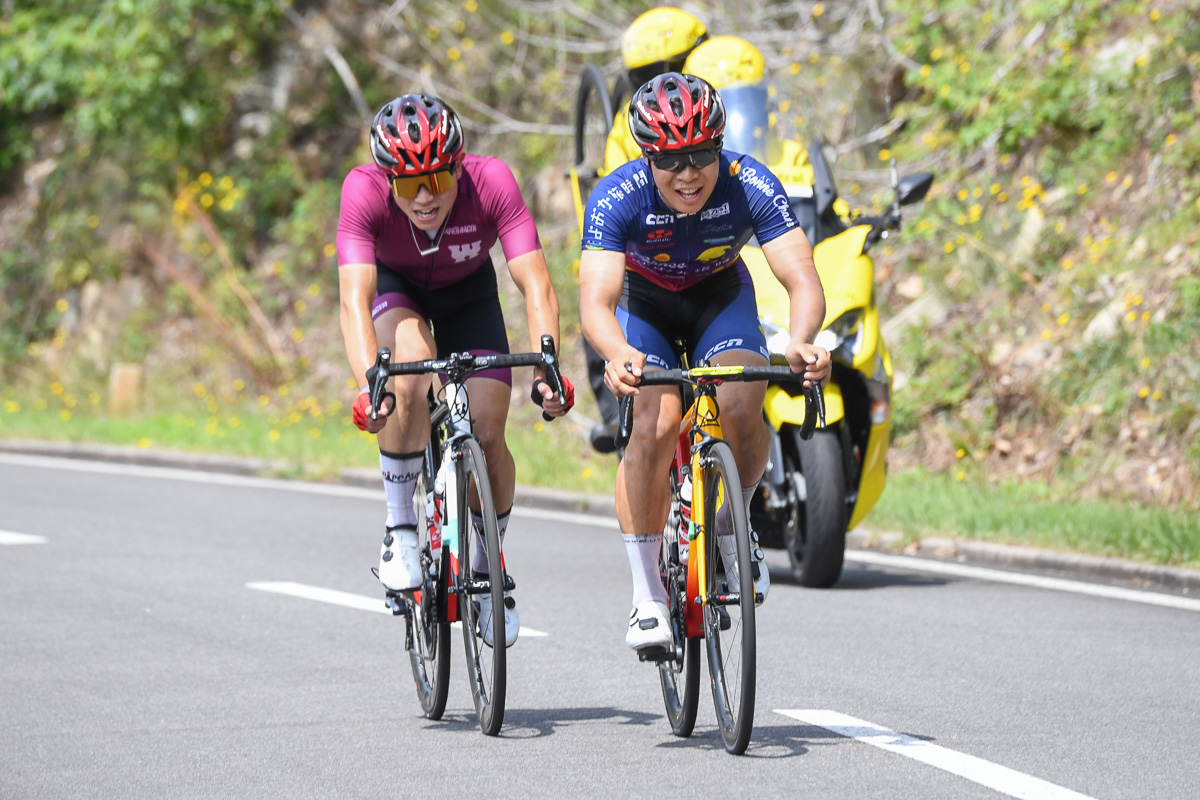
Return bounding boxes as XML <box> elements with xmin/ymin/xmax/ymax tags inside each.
<box><xmin>809</xmin><ymin>137</ymin><xmax>839</xmax><ymax>217</ymax></box>
<box><xmin>896</xmin><ymin>172</ymin><xmax>935</xmax><ymax>206</ymax></box>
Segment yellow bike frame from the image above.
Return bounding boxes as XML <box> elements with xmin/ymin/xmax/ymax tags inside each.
<box><xmin>681</xmin><ymin>364</ymin><xmax>743</xmax><ymax>637</ymax></box>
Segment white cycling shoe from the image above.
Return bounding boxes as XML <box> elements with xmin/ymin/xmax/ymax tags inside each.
<box><xmin>625</xmin><ymin>600</ymin><xmax>672</xmax><ymax>651</ymax></box>
<box><xmin>378</xmin><ymin>525</ymin><xmax>421</xmax><ymax>592</ymax></box>
<box><xmin>476</xmin><ymin>591</ymin><xmax>519</xmax><ymax>648</ymax></box>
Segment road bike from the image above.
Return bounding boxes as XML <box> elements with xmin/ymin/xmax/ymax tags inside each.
<box><xmin>365</xmin><ymin>335</ymin><xmax>565</xmax><ymax>736</ymax></box>
<box><xmin>615</xmin><ymin>360</ymin><xmax>823</xmax><ymax>754</ymax></box>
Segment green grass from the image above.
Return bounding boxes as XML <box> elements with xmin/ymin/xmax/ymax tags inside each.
<box><xmin>867</xmin><ymin>470</ymin><xmax>1200</xmax><ymax>568</ymax></box>
<box><xmin>4</xmin><ymin>389</ymin><xmax>1196</xmax><ymax>568</ymax></box>
<box><xmin>0</xmin><ymin>390</ymin><xmax>618</xmax><ymax>492</ymax></box>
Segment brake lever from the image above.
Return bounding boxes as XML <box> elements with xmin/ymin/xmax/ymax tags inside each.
<box><xmin>799</xmin><ymin>380</ymin><xmax>826</xmax><ymax>440</ymax></box>
<box><xmin>613</xmin><ymin>361</ymin><xmax>636</xmax><ymax>451</ymax></box>
<box><xmin>367</xmin><ymin>348</ymin><xmax>391</xmax><ymax>421</ymax></box>
<box><xmin>615</xmin><ymin>395</ymin><xmax>634</xmax><ymax>451</ymax></box>
<box><xmin>539</xmin><ymin>334</ymin><xmax>562</xmax><ymax>423</ymax></box>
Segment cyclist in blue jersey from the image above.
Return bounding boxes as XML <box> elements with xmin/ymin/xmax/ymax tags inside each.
<box><xmin>578</xmin><ymin>73</ymin><xmax>831</xmax><ymax>654</ymax></box>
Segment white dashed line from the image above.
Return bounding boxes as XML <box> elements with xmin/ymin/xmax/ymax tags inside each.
<box><xmin>0</xmin><ymin>530</ymin><xmax>48</xmax><ymax>545</ymax></box>
<box><xmin>775</xmin><ymin>709</ymin><xmax>1096</xmax><ymax>800</ymax></box>
<box><xmin>246</xmin><ymin>581</ymin><xmax>549</xmax><ymax>637</ymax></box>
<box><xmin>845</xmin><ymin>550</ymin><xmax>1200</xmax><ymax>612</ymax></box>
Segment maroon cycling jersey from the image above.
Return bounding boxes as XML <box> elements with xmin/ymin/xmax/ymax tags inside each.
<box><xmin>336</xmin><ymin>155</ymin><xmax>541</xmax><ymax>289</ymax></box>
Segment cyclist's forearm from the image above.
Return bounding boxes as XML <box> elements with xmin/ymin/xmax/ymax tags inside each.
<box><xmin>521</xmin><ymin>280</ymin><xmax>560</xmax><ymax>358</ymax></box>
<box><xmin>579</xmin><ymin>250</ymin><xmax>629</xmax><ymax>361</ymax></box>
<box><xmin>340</xmin><ymin>299</ymin><xmax>377</xmax><ymax>387</ymax></box>
<box><xmin>505</xmin><ymin>249</ymin><xmax>561</xmax><ymax>362</ymax></box>
<box><xmin>581</xmin><ymin>310</ymin><xmax>630</xmax><ymax>363</ymax></box>
<box><xmin>788</xmin><ymin>287</ymin><xmax>826</xmax><ymax>344</ymax></box>
<box><xmin>338</xmin><ymin>265</ymin><xmax>379</xmax><ymax>387</ymax></box>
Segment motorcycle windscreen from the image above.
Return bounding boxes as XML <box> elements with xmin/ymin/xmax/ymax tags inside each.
<box><xmin>720</xmin><ymin>83</ymin><xmax>771</xmax><ymax>163</ymax></box>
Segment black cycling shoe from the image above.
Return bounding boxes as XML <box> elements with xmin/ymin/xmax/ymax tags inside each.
<box><xmin>589</xmin><ymin>422</ymin><xmax>618</xmax><ymax>454</ymax></box>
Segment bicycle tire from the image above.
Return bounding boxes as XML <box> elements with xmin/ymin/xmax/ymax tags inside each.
<box><xmin>701</xmin><ymin>440</ymin><xmax>756</xmax><ymax>755</ymax></box>
<box><xmin>658</xmin><ymin>528</ymin><xmax>700</xmax><ymax>737</ymax></box>
<box><xmin>407</xmin><ymin>448</ymin><xmax>451</xmax><ymax>720</ymax></box>
<box><xmin>455</xmin><ymin>436</ymin><xmax>507</xmax><ymax>736</ymax></box>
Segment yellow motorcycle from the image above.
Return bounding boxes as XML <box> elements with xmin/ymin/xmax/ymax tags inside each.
<box><xmin>742</xmin><ymin>137</ymin><xmax>931</xmax><ymax>587</ymax></box>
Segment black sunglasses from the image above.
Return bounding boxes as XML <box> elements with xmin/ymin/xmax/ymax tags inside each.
<box><xmin>648</xmin><ymin>147</ymin><xmax>721</xmax><ymax>173</ymax></box>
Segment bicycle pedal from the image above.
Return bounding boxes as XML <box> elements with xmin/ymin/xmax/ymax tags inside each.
<box><xmin>717</xmin><ymin>606</ymin><xmax>731</xmax><ymax>631</ymax></box>
<box><xmin>503</xmin><ymin>595</ymin><xmax>516</xmax><ymax>610</ymax></box>
<box><xmin>383</xmin><ymin>594</ymin><xmax>408</xmax><ymax>617</ymax></box>
<box><xmin>636</xmin><ymin>644</ymin><xmax>675</xmax><ymax>663</ymax></box>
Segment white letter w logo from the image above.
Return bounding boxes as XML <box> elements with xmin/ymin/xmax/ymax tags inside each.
<box><xmin>449</xmin><ymin>241</ymin><xmax>481</xmax><ymax>263</ymax></box>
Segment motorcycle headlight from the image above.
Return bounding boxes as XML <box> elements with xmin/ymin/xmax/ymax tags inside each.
<box><xmin>814</xmin><ymin>308</ymin><xmax>864</xmax><ymax>363</ymax></box>
<box><xmin>760</xmin><ymin>318</ymin><xmax>790</xmax><ymax>359</ymax></box>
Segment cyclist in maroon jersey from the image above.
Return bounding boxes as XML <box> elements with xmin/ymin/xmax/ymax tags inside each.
<box><xmin>337</xmin><ymin>94</ymin><xmax>574</xmax><ymax>645</ymax></box>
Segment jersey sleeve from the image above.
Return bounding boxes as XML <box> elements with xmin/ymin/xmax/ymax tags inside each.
<box><xmin>581</xmin><ymin>164</ymin><xmax>641</xmax><ymax>253</ymax></box>
<box><xmin>336</xmin><ymin>168</ymin><xmax>382</xmax><ymax>267</ymax></box>
<box><xmin>476</xmin><ymin>157</ymin><xmax>542</xmax><ymax>261</ymax></box>
<box><xmin>736</xmin><ymin>156</ymin><xmax>800</xmax><ymax>246</ymax></box>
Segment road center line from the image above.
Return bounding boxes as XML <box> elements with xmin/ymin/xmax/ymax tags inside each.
<box><xmin>246</xmin><ymin>581</ymin><xmax>549</xmax><ymax>637</ymax></box>
<box><xmin>845</xmin><ymin>550</ymin><xmax>1200</xmax><ymax>612</ymax></box>
<box><xmin>775</xmin><ymin>709</ymin><xmax>1096</xmax><ymax>800</ymax></box>
<box><xmin>0</xmin><ymin>530</ymin><xmax>48</xmax><ymax>545</ymax></box>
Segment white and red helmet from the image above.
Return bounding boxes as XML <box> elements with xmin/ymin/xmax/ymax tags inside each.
<box><xmin>627</xmin><ymin>72</ymin><xmax>725</xmax><ymax>154</ymax></box>
<box><xmin>369</xmin><ymin>94</ymin><xmax>465</xmax><ymax>176</ymax></box>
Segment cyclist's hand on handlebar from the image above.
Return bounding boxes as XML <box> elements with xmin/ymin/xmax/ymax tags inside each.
<box><xmin>603</xmin><ymin>346</ymin><xmax>645</xmax><ymax>398</ymax></box>
<box><xmin>352</xmin><ymin>388</ymin><xmax>394</xmax><ymax>433</ymax></box>
<box><xmin>531</xmin><ymin>374</ymin><xmax>575</xmax><ymax>418</ymax></box>
<box><xmin>787</xmin><ymin>341</ymin><xmax>832</xmax><ymax>388</ymax></box>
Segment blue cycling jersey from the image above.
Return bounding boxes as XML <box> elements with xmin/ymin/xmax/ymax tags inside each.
<box><xmin>581</xmin><ymin>151</ymin><xmax>799</xmax><ymax>291</ymax></box>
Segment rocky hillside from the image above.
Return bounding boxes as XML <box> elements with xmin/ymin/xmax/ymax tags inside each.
<box><xmin>1</xmin><ymin>0</ymin><xmax>1197</xmax><ymax>507</ymax></box>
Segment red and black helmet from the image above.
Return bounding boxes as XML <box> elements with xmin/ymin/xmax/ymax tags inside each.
<box><xmin>369</xmin><ymin>94</ymin><xmax>465</xmax><ymax>177</ymax></box>
<box><xmin>627</xmin><ymin>72</ymin><xmax>725</xmax><ymax>154</ymax></box>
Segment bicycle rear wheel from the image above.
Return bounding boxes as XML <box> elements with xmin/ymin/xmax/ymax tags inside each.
<box><xmin>658</xmin><ymin>528</ymin><xmax>699</xmax><ymax>737</ymax></box>
<box><xmin>701</xmin><ymin>440</ymin><xmax>756</xmax><ymax>754</ymax></box>
<box><xmin>455</xmin><ymin>437</ymin><xmax>506</xmax><ymax>736</ymax></box>
<box><xmin>407</xmin><ymin>449</ymin><xmax>450</xmax><ymax>720</ymax></box>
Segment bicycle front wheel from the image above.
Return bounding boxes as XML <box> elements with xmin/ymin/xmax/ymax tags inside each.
<box><xmin>701</xmin><ymin>440</ymin><xmax>756</xmax><ymax>755</ymax></box>
<box><xmin>454</xmin><ymin>437</ymin><xmax>506</xmax><ymax>736</ymax></box>
<box><xmin>658</xmin><ymin>529</ymin><xmax>699</xmax><ymax>737</ymax></box>
<box><xmin>407</xmin><ymin>449</ymin><xmax>450</xmax><ymax>720</ymax></box>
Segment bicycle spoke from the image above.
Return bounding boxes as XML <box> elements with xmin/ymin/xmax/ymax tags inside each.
<box><xmin>456</xmin><ymin>438</ymin><xmax>506</xmax><ymax>736</ymax></box>
<box><xmin>407</xmin><ymin>456</ymin><xmax>450</xmax><ymax>720</ymax></box>
<box><xmin>702</xmin><ymin>441</ymin><xmax>756</xmax><ymax>755</ymax></box>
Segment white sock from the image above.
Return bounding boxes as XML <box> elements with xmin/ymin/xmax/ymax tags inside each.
<box><xmin>381</xmin><ymin>450</ymin><xmax>423</xmax><ymax>528</ymax></box>
<box><xmin>624</xmin><ymin>533</ymin><xmax>667</xmax><ymax>606</ymax></box>
<box><xmin>742</xmin><ymin>481</ymin><xmax>759</xmax><ymax>519</ymax></box>
<box><xmin>471</xmin><ymin>509</ymin><xmax>511</xmax><ymax>575</ymax></box>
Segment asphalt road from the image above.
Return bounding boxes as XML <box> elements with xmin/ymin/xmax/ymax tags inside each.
<box><xmin>3</xmin><ymin>453</ymin><xmax>1199</xmax><ymax>799</ymax></box>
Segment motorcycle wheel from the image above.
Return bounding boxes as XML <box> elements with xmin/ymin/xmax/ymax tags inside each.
<box><xmin>788</xmin><ymin>427</ymin><xmax>848</xmax><ymax>588</ymax></box>
<box><xmin>574</xmin><ymin>64</ymin><xmax>614</xmax><ymax>185</ymax></box>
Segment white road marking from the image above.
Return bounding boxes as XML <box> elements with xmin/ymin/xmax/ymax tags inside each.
<box><xmin>0</xmin><ymin>453</ymin><xmax>381</xmax><ymax>499</ymax></box>
<box><xmin>775</xmin><ymin>709</ymin><xmax>1096</xmax><ymax>800</ymax></box>
<box><xmin>246</xmin><ymin>581</ymin><xmax>549</xmax><ymax>637</ymax></box>
<box><xmin>846</xmin><ymin>550</ymin><xmax>1200</xmax><ymax>612</ymax></box>
<box><xmin>0</xmin><ymin>530</ymin><xmax>48</xmax><ymax>545</ymax></box>
<box><xmin>6</xmin><ymin>453</ymin><xmax>1196</xmax><ymax>612</ymax></box>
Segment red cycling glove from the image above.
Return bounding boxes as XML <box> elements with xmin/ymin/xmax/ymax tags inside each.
<box><xmin>531</xmin><ymin>375</ymin><xmax>575</xmax><ymax>412</ymax></box>
<box><xmin>352</xmin><ymin>389</ymin><xmax>394</xmax><ymax>431</ymax></box>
